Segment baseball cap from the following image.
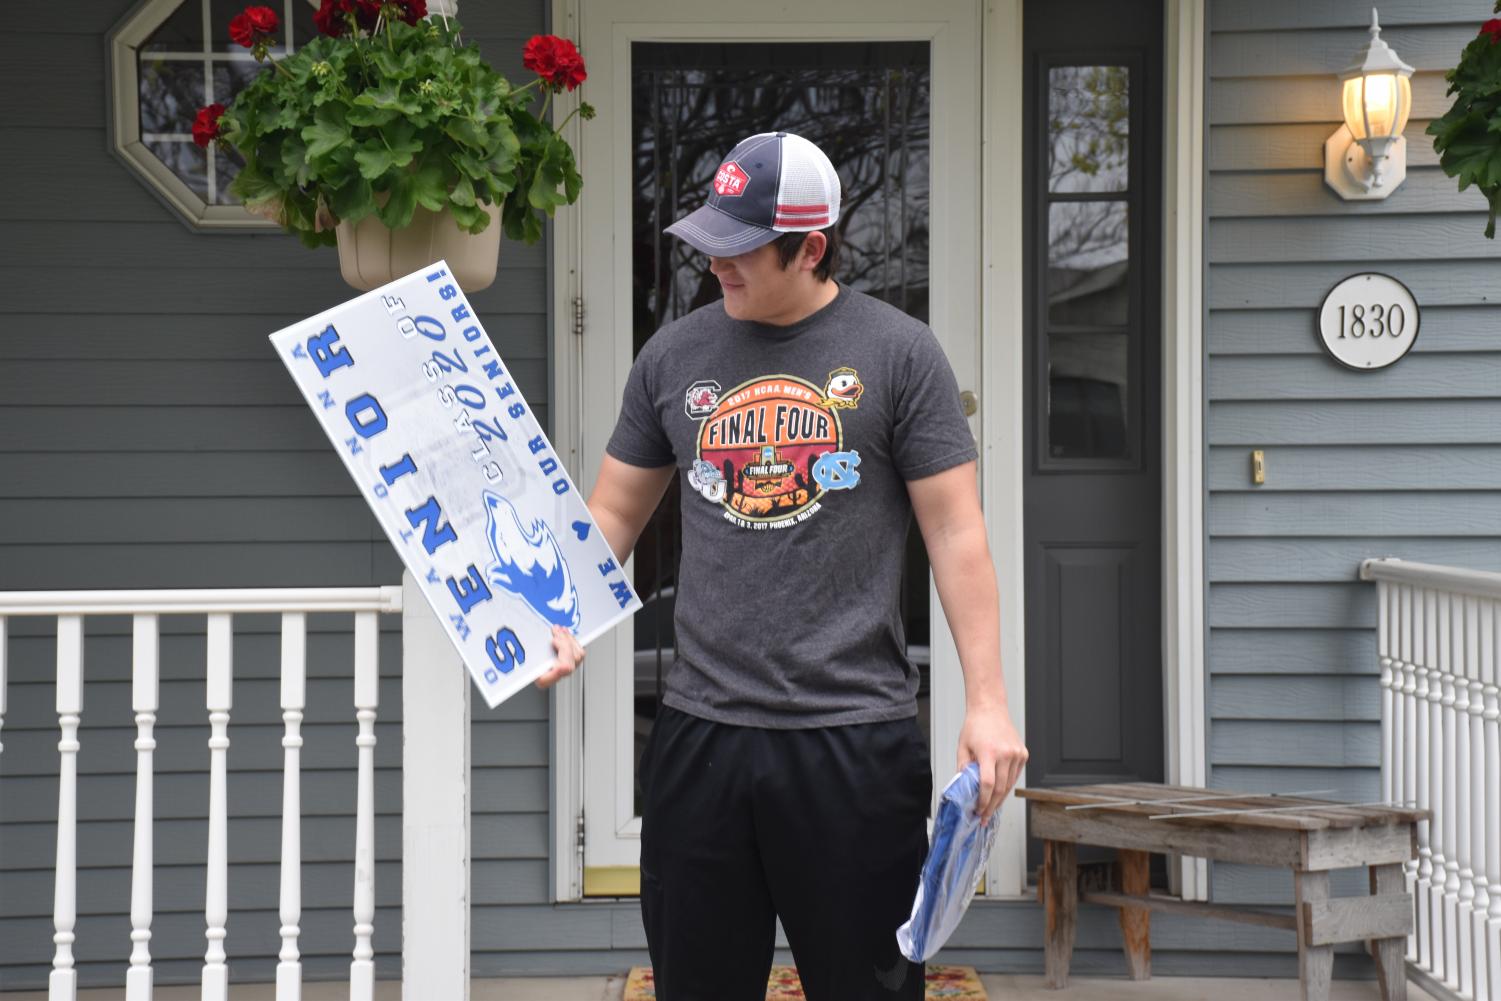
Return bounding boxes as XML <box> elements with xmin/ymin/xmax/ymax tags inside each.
<box><xmin>665</xmin><ymin>131</ymin><xmax>842</xmax><ymax>256</ymax></box>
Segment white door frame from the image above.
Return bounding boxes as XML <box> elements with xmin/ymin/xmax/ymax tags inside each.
<box><xmin>549</xmin><ymin>0</ymin><xmax>1208</xmax><ymax>904</ymax></box>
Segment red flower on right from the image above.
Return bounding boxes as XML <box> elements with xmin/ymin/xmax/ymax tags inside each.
<box><xmin>523</xmin><ymin>34</ymin><xmax>587</xmax><ymax>92</ymax></box>
<box><xmin>1482</xmin><ymin>17</ymin><xmax>1501</xmax><ymax>44</ymax></box>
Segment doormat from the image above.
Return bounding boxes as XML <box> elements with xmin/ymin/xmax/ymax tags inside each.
<box><xmin>622</xmin><ymin>964</ymin><xmax>986</xmax><ymax>1000</ymax></box>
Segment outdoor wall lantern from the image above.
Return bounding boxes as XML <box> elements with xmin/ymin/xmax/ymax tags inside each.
<box><xmin>1325</xmin><ymin>8</ymin><xmax>1414</xmax><ymax>200</ymax></box>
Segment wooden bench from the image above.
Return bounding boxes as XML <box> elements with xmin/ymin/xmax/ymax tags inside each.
<box><xmin>1017</xmin><ymin>782</ymin><xmax>1429</xmax><ymax>1001</ymax></box>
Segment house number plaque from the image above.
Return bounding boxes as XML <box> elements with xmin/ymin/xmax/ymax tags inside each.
<box><xmin>1317</xmin><ymin>272</ymin><xmax>1420</xmax><ymax>371</ymax></box>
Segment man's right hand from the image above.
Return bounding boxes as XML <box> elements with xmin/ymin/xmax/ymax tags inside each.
<box><xmin>535</xmin><ymin>625</ymin><xmax>587</xmax><ymax>690</ymax></box>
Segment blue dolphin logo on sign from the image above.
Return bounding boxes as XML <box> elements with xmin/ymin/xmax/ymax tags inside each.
<box><xmin>482</xmin><ymin>491</ymin><xmax>582</xmax><ymax>631</ymax></box>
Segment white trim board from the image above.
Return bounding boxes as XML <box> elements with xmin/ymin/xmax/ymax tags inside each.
<box><xmin>1161</xmin><ymin>0</ymin><xmax>1209</xmax><ymax>903</ymax></box>
<box><xmin>550</xmin><ymin>0</ymin><xmax>1210</xmax><ymax>905</ymax></box>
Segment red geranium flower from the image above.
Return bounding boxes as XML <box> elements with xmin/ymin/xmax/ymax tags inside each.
<box><xmin>523</xmin><ymin>34</ymin><xmax>587</xmax><ymax>92</ymax></box>
<box><xmin>229</xmin><ymin>5</ymin><xmax>278</xmax><ymax>47</ymax></box>
<box><xmin>394</xmin><ymin>0</ymin><xmax>427</xmax><ymax>26</ymax></box>
<box><xmin>192</xmin><ymin>103</ymin><xmax>226</xmax><ymax>147</ymax></box>
<box><xmin>313</xmin><ymin>0</ymin><xmax>424</xmax><ymax>36</ymax></box>
<box><xmin>312</xmin><ymin>0</ymin><xmax>346</xmax><ymax>36</ymax></box>
<box><xmin>1482</xmin><ymin>18</ymin><xmax>1501</xmax><ymax>44</ymax></box>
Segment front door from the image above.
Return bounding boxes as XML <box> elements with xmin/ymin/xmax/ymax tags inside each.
<box><xmin>571</xmin><ymin>0</ymin><xmax>983</xmax><ymax>894</ymax></box>
<box><xmin>1021</xmin><ymin>0</ymin><xmax>1166</xmax><ymax>878</ymax></box>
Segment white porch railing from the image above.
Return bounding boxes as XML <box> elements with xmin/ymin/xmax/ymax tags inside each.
<box><xmin>1362</xmin><ymin>558</ymin><xmax>1501</xmax><ymax>1001</ymax></box>
<box><xmin>0</xmin><ymin>585</ymin><xmax>414</xmax><ymax>1001</ymax></box>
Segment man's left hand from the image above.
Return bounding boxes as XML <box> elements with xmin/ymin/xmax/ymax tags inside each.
<box><xmin>957</xmin><ymin>703</ymin><xmax>1028</xmax><ymax>823</ymax></box>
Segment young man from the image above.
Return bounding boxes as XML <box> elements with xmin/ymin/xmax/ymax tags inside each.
<box><xmin>537</xmin><ymin>131</ymin><xmax>1026</xmax><ymax>999</ymax></box>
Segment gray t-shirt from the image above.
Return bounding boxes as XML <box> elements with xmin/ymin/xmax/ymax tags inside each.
<box><xmin>605</xmin><ymin>281</ymin><xmax>977</xmax><ymax>728</ymax></box>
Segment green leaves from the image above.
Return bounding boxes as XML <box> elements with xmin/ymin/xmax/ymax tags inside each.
<box><xmin>301</xmin><ymin>103</ymin><xmax>350</xmax><ymax>160</ymax></box>
<box><xmin>219</xmin><ymin>16</ymin><xmax>583</xmax><ymax>247</ymax></box>
<box><xmin>353</xmin><ymin>120</ymin><xmax>425</xmax><ymax>179</ymax></box>
<box><xmin>1429</xmin><ymin>30</ymin><xmax>1501</xmax><ymax>237</ymax></box>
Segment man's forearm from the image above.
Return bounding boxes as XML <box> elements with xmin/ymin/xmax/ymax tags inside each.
<box><xmin>927</xmin><ymin>522</ymin><xmax>1009</xmax><ymax>711</ymax></box>
<box><xmin>587</xmin><ymin>500</ymin><xmax>640</xmax><ymax>566</ymax></box>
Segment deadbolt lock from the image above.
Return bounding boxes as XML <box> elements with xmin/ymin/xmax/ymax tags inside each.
<box><xmin>960</xmin><ymin>390</ymin><xmax>979</xmax><ymax>417</ymax></box>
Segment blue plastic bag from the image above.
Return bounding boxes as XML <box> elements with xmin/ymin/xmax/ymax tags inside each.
<box><xmin>895</xmin><ymin>761</ymin><xmax>999</xmax><ymax>962</ymax></box>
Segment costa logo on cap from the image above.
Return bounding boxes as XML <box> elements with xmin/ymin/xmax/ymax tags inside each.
<box><xmin>714</xmin><ymin>161</ymin><xmax>750</xmax><ymax>197</ymax></box>
<box><xmin>666</xmin><ymin>132</ymin><xmax>842</xmax><ymax>255</ymax></box>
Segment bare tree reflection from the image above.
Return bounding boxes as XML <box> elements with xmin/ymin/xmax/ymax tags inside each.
<box><xmin>1048</xmin><ymin>66</ymin><xmax>1128</xmax><ymax>194</ymax></box>
<box><xmin>632</xmin><ymin>43</ymin><xmax>931</xmax><ymax>353</ymax></box>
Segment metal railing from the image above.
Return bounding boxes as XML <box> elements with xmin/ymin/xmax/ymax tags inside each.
<box><xmin>0</xmin><ymin>586</ymin><xmax>403</xmax><ymax>1001</ymax></box>
<box><xmin>1361</xmin><ymin>558</ymin><xmax>1501</xmax><ymax>1001</ymax></box>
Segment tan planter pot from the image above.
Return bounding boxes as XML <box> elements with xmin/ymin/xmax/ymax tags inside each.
<box><xmin>335</xmin><ymin>202</ymin><xmax>502</xmax><ymax>292</ymax></box>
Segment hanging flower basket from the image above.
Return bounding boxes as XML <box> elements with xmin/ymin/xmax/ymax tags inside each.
<box><xmin>335</xmin><ymin>202</ymin><xmax>501</xmax><ymax>291</ymax></box>
<box><xmin>194</xmin><ymin>1</ymin><xmax>593</xmax><ymax>291</ymax></box>
<box><xmin>1429</xmin><ymin>8</ymin><xmax>1501</xmax><ymax>237</ymax></box>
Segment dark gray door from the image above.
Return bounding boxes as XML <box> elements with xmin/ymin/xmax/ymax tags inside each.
<box><xmin>1022</xmin><ymin>0</ymin><xmax>1165</xmax><ymax>879</ymax></box>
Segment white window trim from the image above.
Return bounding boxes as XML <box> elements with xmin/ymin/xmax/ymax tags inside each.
<box><xmin>550</xmin><ymin>0</ymin><xmax>1210</xmax><ymax>905</ymax></box>
<box><xmin>107</xmin><ymin>0</ymin><xmax>312</xmax><ymax>231</ymax></box>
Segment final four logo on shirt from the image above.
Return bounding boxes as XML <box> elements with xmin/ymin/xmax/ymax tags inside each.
<box><xmin>688</xmin><ymin>374</ymin><xmax>863</xmax><ymax>530</ymax></box>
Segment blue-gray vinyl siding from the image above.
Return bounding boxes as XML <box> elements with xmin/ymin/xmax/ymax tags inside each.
<box><xmin>8</xmin><ymin>0</ymin><xmax>1501</xmax><ymax>989</ymax></box>
<box><xmin>1206</xmin><ymin>0</ymin><xmax>1501</xmax><ymax>904</ymax></box>
<box><xmin>0</xmin><ymin>0</ymin><xmax>551</xmax><ymax>989</ymax></box>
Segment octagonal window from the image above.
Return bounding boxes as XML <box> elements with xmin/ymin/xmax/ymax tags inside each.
<box><xmin>110</xmin><ymin>0</ymin><xmax>318</xmax><ymax>229</ymax></box>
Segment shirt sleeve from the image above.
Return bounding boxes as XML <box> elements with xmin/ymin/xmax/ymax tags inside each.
<box><xmin>892</xmin><ymin>327</ymin><xmax>978</xmax><ymax>480</ymax></box>
<box><xmin>605</xmin><ymin>343</ymin><xmax>677</xmax><ymax>468</ymax></box>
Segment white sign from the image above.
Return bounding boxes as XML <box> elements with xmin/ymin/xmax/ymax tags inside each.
<box><xmin>1317</xmin><ymin>272</ymin><xmax>1420</xmax><ymax>371</ymax></box>
<box><xmin>269</xmin><ymin>261</ymin><xmax>641</xmax><ymax>708</ymax></box>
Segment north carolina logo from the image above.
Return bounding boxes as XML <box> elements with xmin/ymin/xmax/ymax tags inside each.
<box><xmin>714</xmin><ymin>161</ymin><xmax>750</xmax><ymax>197</ymax></box>
<box><xmin>820</xmin><ymin>367</ymin><xmax>863</xmax><ymax>409</ymax></box>
<box><xmin>482</xmin><ymin>491</ymin><xmax>581</xmax><ymax>630</ymax></box>
<box><xmin>696</xmin><ymin>375</ymin><xmax>852</xmax><ymax>528</ymax></box>
<box><xmin>685</xmin><ymin>379</ymin><xmax>721</xmax><ymax>419</ymax></box>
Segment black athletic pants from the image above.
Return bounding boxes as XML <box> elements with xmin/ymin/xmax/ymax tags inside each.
<box><xmin>639</xmin><ymin>703</ymin><xmax>932</xmax><ymax>1001</ymax></box>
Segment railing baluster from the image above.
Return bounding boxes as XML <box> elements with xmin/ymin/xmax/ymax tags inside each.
<box><xmin>1458</xmin><ymin>596</ymin><xmax>1478</xmax><ymax>997</ymax></box>
<box><xmin>1451</xmin><ymin>598</ymin><xmax>1473</xmax><ymax>994</ymax></box>
<box><xmin>127</xmin><ymin>614</ymin><xmax>158</xmax><ymax>1001</ymax></box>
<box><xmin>278</xmin><ymin>612</ymin><xmax>306</xmax><ymax>1000</ymax></box>
<box><xmin>1416</xmin><ymin>587</ymin><xmax>1436</xmax><ymax>970</ymax></box>
<box><xmin>1430</xmin><ymin>588</ymin><xmax>1449</xmax><ymax>982</ymax></box>
<box><xmin>1486</xmin><ymin>601</ymin><xmax>1501</xmax><ymax>1001</ymax></box>
<box><xmin>350</xmin><ymin>612</ymin><xmax>379</xmax><ymax>1001</ymax></box>
<box><xmin>50</xmin><ymin>615</ymin><xmax>83</xmax><ymax>1001</ymax></box>
<box><xmin>1442</xmin><ymin>590</ymin><xmax>1461</xmax><ymax>989</ymax></box>
<box><xmin>1400</xmin><ymin>584</ymin><xmax>1421</xmax><ymax>964</ymax></box>
<box><xmin>0</xmin><ymin>615</ymin><xmax>7</xmax><ymax>757</ymax></box>
<box><xmin>203</xmin><ymin>613</ymin><xmax>233</xmax><ymax>1001</ymax></box>
<box><xmin>1379</xmin><ymin>580</ymin><xmax>1394</xmax><ymax>813</ymax></box>
<box><xmin>1469</xmin><ymin>598</ymin><xmax>1489</xmax><ymax>1001</ymax></box>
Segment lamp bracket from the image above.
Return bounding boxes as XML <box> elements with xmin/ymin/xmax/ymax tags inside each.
<box><xmin>1324</xmin><ymin>123</ymin><xmax>1406</xmax><ymax>201</ymax></box>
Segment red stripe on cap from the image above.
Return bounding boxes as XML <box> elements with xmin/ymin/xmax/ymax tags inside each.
<box><xmin>775</xmin><ymin>204</ymin><xmax>829</xmax><ymax>214</ymax></box>
<box><xmin>775</xmin><ymin>214</ymin><xmax>830</xmax><ymax>226</ymax></box>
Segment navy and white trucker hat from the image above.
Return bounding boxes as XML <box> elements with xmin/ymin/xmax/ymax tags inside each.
<box><xmin>665</xmin><ymin>131</ymin><xmax>841</xmax><ymax>256</ymax></box>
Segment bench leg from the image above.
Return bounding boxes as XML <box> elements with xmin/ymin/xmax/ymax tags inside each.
<box><xmin>1368</xmin><ymin>864</ymin><xmax>1408</xmax><ymax>1001</ymax></box>
<box><xmin>1295</xmin><ymin>870</ymin><xmax>1334</xmax><ymax>1001</ymax></box>
<box><xmin>1043</xmin><ymin>839</ymin><xmax>1078</xmax><ymax>989</ymax></box>
<box><xmin>1118</xmin><ymin>848</ymin><xmax>1151</xmax><ymax>980</ymax></box>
